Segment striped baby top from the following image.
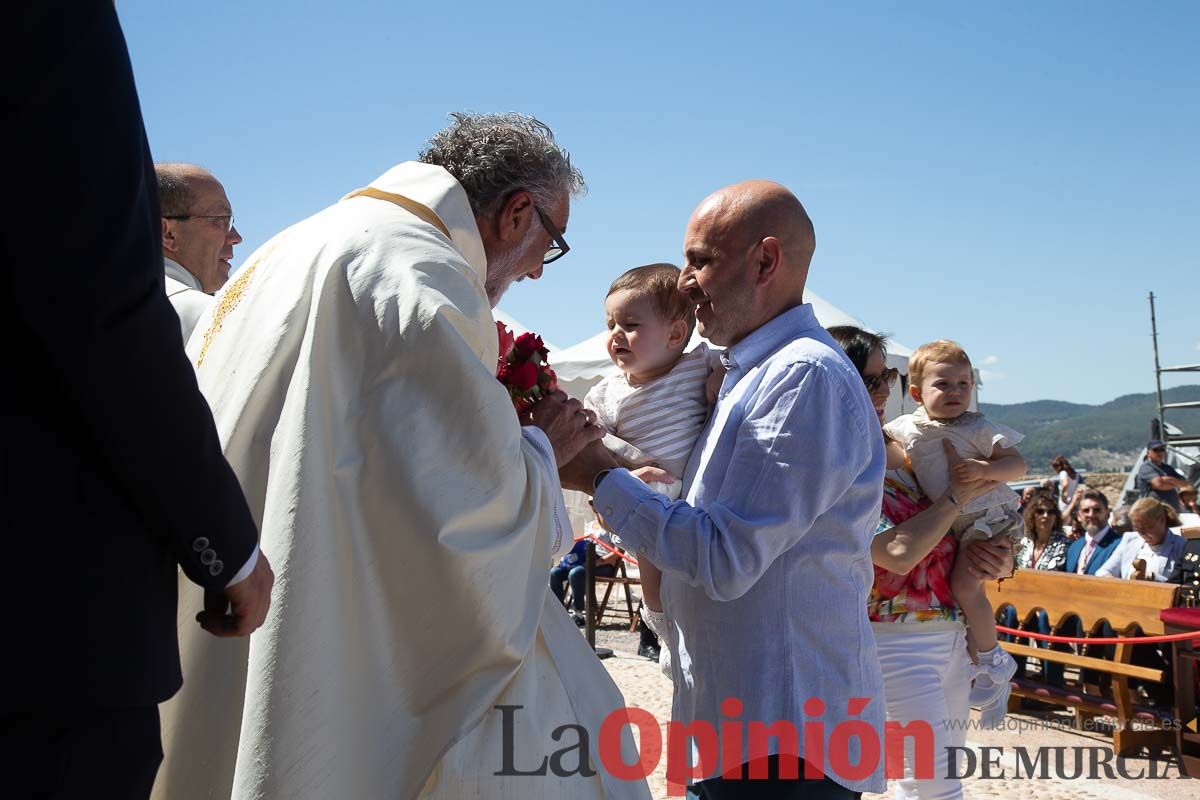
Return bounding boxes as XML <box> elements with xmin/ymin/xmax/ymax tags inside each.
<box><xmin>584</xmin><ymin>344</ymin><xmax>719</xmax><ymax>477</ymax></box>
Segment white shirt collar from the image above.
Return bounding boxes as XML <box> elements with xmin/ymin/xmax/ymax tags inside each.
<box><xmin>164</xmin><ymin>257</ymin><xmax>203</xmax><ymax>292</ymax></box>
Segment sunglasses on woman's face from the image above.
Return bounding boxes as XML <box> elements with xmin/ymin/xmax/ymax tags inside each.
<box><xmin>862</xmin><ymin>366</ymin><xmax>899</xmax><ymax>393</ymax></box>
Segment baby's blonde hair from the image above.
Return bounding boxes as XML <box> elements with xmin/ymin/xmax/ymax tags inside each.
<box><xmin>909</xmin><ymin>339</ymin><xmax>973</xmax><ymax>387</ymax></box>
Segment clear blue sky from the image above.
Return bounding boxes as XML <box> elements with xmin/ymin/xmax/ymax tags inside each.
<box><xmin>120</xmin><ymin>1</ymin><xmax>1198</xmax><ymax>405</ymax></box>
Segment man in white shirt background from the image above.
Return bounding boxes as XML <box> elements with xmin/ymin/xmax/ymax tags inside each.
<box><xmin>156</xmin><ymin>163</ymin><xmax>243</xmax><ymax>340</ymax></box>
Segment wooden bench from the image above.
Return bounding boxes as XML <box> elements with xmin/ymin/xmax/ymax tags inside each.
<box><xmin>985</xmin><ymin>570</ymin><xmax>1179</xmax><ymax>756</ymax></box>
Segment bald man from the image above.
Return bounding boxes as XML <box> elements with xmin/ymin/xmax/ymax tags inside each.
<box><xmin>156</xmin><ymin>164</ymin><xmax>243</xmax><ymax>340</ymax></box>
<box><xmin>563</xmin><ymin>182</ymin><xmax>887</xmax><ymax>797</ymax></box>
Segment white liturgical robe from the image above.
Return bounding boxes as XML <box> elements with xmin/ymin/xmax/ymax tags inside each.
<box><xmin>154</xmin><ymin>162</ymin><xmax>648</xmax><ymax>800</ymax></box>
<box><xmin>163</xmin><ymin>257</ymin><xmax>211</xmax><ymax>343</ymax></box>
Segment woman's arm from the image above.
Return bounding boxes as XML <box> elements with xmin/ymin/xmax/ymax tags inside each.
<box><xmin>1094</xmin><ymin>540</ymin><xmax>1125</xmax><ymax>578</ymax></box>
<box><xmin>871</xmin><ymin>493</ymin><xmax>963</xmax><ymax>574</ymax></box>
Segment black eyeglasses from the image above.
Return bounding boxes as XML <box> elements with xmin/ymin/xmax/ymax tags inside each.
<box><xmin>1035</xmin><ymin>509</ymin><xmax>1056</xmax><ymax>516</ymax></box>
<box><xmin>534</xmin><ymin>205</ymin><xmax>569</xmax><ymax>265</ymax></box>
<box><xmin>164</xmin><ymin>214</ymin><xmax>235</xmax><ymax>233</ymax></box>
<box><xmin>862</xmin><ymin>366</ymin><xmax>899</xmax><ymax>393</ymax></box>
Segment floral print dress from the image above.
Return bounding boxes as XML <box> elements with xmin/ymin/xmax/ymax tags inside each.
<box><xmin>1015</xmin><ymin>531</ymin><xmax>1069</xmax><ymax>571</ymax></box>
<box><xmin>868</xmin><ymin>467</ymin><xmax>960</xmax><ymax>625</ymax></box>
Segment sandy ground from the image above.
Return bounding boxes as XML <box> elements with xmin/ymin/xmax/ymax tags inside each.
<box><xmin>592</xmin><ymin>623</ymin><xmax>1194</xmax><ymax>800</ymax></box>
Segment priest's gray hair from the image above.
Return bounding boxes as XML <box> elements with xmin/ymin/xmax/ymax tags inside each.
<box><xmin>155</xmin><ymin>163</ymin><xmax>214</xmax><ymax>217</ymax></box>
<box><xmin>419</xmin><ymin>112</ymin><xmax>586</xmax><ymax>217</ymax></box>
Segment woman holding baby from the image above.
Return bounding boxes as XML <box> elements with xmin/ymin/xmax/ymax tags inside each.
<box><xmin>829</xmin><ymin>327</ymin><xmax>1015</xmax><ymax>800</ymax></box>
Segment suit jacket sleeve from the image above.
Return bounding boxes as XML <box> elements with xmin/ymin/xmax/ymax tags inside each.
<box><xmin>1</xmin><ymin>0</ymin><xmax>257</xmax><ymax>588</ymax></box>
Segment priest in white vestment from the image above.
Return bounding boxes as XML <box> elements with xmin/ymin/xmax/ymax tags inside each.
<box><xmin>154</xmin><ymin>115</ymin><xmax>649</xmax><ymax>800</ymax></box>
<box><xmin>156</xmin><ymin>163</ymin><xmax>243</xmax><ymax>341</ymax></box>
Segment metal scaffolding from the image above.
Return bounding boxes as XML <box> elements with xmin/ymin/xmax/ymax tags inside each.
<box><xmin>1149</xmin><ymin>291</ymin><xmax>1200</xmax><ymax>449</ymax></box>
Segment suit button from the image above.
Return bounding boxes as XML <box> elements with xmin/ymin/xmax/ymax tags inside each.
<box><xmin>209</xmin><ymin>560</ymin><xmax>224</xmax><ymax>576</ymax></box>
<box><xmin>192</xmin><ymin>537</ymin><xmax>210</xmax><ymax>552</ymax></box>
<box><xmin>200</xmin><ymin>548</ymin><xmax>217</xmax><ymax>565</ymax></box>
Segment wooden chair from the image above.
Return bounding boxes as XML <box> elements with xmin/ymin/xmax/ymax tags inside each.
<box><xmin>592</xmin><ymin>558</ymin><xmax>642</xmax><ymax>631</ymax></box>
<box><xmin>986</xmin><ymin>570</ymin><xmax>1179</xmax><ymax>756</ymax></box>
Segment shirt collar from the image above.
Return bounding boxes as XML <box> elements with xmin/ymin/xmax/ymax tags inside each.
<box><xmin>164</xmin><ymin>257</ymin><xmax>203</xmax><ymax>292</ymax></box>
<box><xmin>721</xmin><ymin>303</ymin><xmax>818</xmax><ymax>377</ymax></box>
<box><xmin>1086</xmin><ymin>525</ymin><xmax>1114</xmax><ymax>546</ymax></box>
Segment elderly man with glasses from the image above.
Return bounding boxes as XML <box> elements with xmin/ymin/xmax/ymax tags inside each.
<box><xmin>155</xmin><ymin>163</ymin><xmax>243</xmax><ymax>340</ymax></box>
<box><xmin>1135</xmin><ymin>439</ymin><xmax>1191</xmax><ymax>512</ymax></box>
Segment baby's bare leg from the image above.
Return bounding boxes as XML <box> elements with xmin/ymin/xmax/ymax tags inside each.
<box><xmin>639</xmin><ymin>555</ymin><xmax>663</xmax><ymax>612</ymax></box>
<box><xmin>951</xmin><ymin>553</ymin><xmax>998</xmax><ymax>652</ymax></box>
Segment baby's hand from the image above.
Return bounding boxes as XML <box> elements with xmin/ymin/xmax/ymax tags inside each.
<box><xmin>631</xmin><ymin>466</ymin><xmax>676</xmax><ymax>486</ymax></box>
<box><xmin>953</xmin><ymin>458</ymin><xmax>990</xmax><ymax>482</ymax></box>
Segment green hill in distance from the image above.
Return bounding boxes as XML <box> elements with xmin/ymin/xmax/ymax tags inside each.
<box><xmin>980</xmin><ymin>385</ymin><xmax>1200</xmax><ymax>472</ymax></box>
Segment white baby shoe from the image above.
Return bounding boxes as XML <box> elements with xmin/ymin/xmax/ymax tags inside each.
<box><xmin>970</xmin><ymin>646</ymin><xmax>1017</xmax><ymax>727</ymax></box>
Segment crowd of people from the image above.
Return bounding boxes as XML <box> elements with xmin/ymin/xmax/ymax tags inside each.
<box><xmin>1014</xmin><ymin>452</ymin><xmax>1192</xmax><ymax>584</ymax></box>
<box><xmin>8</xmin><ymin>6</ymin><xmax>1196</xmax><ymax>800</ymax></box>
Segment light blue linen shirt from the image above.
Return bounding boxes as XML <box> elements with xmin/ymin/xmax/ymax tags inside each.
<box><xmin>593</xmin><ymin>304</ymin><xmax>886</xmax><ymax>791</ymax></box>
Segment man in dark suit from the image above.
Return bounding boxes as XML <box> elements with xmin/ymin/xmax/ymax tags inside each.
<box><xmin>1065</xmin><ymin>489</ymin><xmax>1122</xmax><ymax>575</ymax></box>
<box><xmin>1</xmin><ymin>3</ymin><xmax>274</xmax><ymax>797</ymax></box>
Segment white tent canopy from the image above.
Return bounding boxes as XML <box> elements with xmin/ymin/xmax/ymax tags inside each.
<box><xmin>547</xmin><ymin>290</ymin><xmax>956</xmax><ymax>420</ymax></box>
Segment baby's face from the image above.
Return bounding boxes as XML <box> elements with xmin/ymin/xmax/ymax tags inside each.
<box><xmin>913</xmin><ymin>360</ymin><xmax>974</xmax><ymax>420</ymax></box>
<box><xmin>604</xmin><ymin>290</ymin><xmax>686</xmax><ymax>381</ymax></box>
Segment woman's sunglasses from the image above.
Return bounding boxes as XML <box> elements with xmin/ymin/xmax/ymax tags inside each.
<box><xmin>863</xmin><ymin>367</ymin><xmax>899</xmax><ymax>393</ymax></box>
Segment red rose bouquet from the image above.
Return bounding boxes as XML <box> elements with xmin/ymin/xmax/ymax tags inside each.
<box><xmin>496</xmin><ymin>321</ymin><xmax>558</xmax><ymax>410</ymax></box>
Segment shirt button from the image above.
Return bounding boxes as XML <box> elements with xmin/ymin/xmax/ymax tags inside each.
<box><xmin>605</xmin><ymin>507</ymin><xmax>615</xmax><ymax>517</ymax></box>
<box><xmin>192</xmin><ymin>537</ymin><xmax>210</xmax><ymax>552</ymax></box>
<box><xmin>200</xmin><ymin>548</ymin><xmax>217</xmax><ymax>566</ymax></box>
<box><xmin>209</xmin><ymin>560</ymin><xmax>224</xmax><ymax>576</ymax></box>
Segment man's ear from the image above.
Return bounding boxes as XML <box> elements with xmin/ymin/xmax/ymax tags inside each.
<box><xmin>668</xmin><ymin>318</ymin><xmax>690</xmax><ymax>349</ymax></box>
<box><xmin>495</xmin><ymin>190</ymin><xmax>535</xmax><ymax>244</ymax></box>
<box><xmin>162</xmin><ymin>218</ymin><xmax>177</xmax><ymax>253</ymax></box>
<box><xmin>755</xmin><ymin>236</ymin><xmax>783</xmax><ymax>286</ymax></box>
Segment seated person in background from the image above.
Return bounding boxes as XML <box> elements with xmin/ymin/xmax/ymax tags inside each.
<box><xmin>1019</xmin><ymin>485</ymin><xmax>1043</xmax><ymax>511</ymax></box>
<box><xmin>1096</xmin><ymin>497</ymin><xmax>1186</xmax><ymax>581</ymax></box>
<box><xmin>1006</xmin><ymin>495</ymin><xmax>1069</xmax><ymax>685</ymax></box>
<box><xmin>1179</xmin><ymin>485</ymin><xmax>1200</xmax><ymax>516</ymax></box>
<box><xmin>550</xmin><ymin>535</ymin><xmax>621</xmax><ymax>626</ymax></box>
<box><xmin>1111</xmin><ymin>504</ymin><xmax>1134</xmax><ymax>534</ymax></box>
<box><xmin>884</xmin><ymin>340</ymin><xmax>1026</xmax><ymax>714</ymax></box>
<box><xmin>1016</xmin><ymin>495</ymin><xmax>1069</xmax><ymax>570</ymax></box>
<box><xmin>583</xmin><ymin>263</ymin><xmax>722</xmax><ymax>643</ymax></box>
<box><xmin>1060</xmin><ymin>481</ymin><xmax>1092</xmax><ymax>541</ymax></box>
<box><xmin>1095</xmin><ymin>497</ymin><xmax>1185</xmax><ymax>707</ymax></box>
<box><xmin>1066</xmin><ymin>490</ymin><xmax>1122</xmax><ymax>575</ymax></box>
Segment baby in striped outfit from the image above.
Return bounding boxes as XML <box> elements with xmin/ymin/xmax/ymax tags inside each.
<box><xmin>585</xmin><ymin>263</ymin><xmax>723</xmax><ymax>639</ymax></box>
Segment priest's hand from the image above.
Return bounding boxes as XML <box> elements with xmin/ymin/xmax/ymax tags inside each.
<box><xmin>527</xmin><ymin>390</ymin><xmax>604</xmax><ymax>467</ymax></box>
<box><xmin>196</xmin><ymin>552</ymin><xmax>275</xmax><ymax>637</ymax></box>
<box><xmin>560</xmin><ymin>439</ymin><xmax>620</xmax><ymax>494</ymax></box>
